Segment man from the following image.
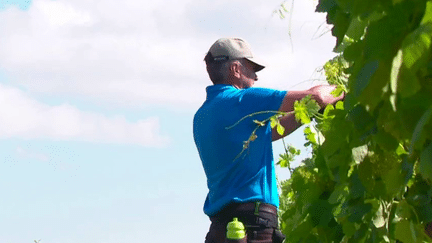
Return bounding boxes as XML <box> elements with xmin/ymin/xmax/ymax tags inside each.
<box><xmin>193</xmin><ymin>37</ymin><xmax>343</xmax><ymax>243</ymax></box>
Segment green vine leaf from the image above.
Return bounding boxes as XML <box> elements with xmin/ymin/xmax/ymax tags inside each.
<box><xmin>395</xmin><ymin>220</ymin><xmax>418</xmax><ymax>243</ymax></box>
<box><xmin>419</xmin><ymin>142</ymin><xmax>432</xmax><ymax>182</ymax></box>
<box><xmin>293</xmin><ymin>95</ymin><xmax>320</xmax><ymax>124</ymax></box>
<box><xmin>276</xmin><ymin>122</ymin><xmax>285</xmax><ymax>136</ymax></box>
<box><xmin>270</xmin><ymin>116</ymin><xmax>278</xmax><ymax>128</ymax></box>
<box><xmin>409</xmin><ymin>106</ymin><xmax>432</xmax><ymax>154</ymax></box>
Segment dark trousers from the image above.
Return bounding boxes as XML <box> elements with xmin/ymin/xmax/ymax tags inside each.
<box><xmin>204</xmin><ymin>202</ymin><xmax>284</xmax><ymax>243</ymax></box>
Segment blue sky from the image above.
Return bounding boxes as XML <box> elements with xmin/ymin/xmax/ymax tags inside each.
<box><xmin>0</xmin><ymin>0</ymin><xmax>336</xmax><ymax>242</ymax></box>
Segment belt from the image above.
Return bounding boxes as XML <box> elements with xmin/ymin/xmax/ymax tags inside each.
<box><xmin>210</xmin><ymin>202</ymin><xmax>279</xmax><ymax>228</ymax></box>
<box><xmin>231</xmin><ymin>202</ymin><xmax>277</xmax><ymax>215</ymax></box>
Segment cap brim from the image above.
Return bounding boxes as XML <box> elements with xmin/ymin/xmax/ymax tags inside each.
<box><xmin>245</xmin><ymin>57</ymin><xmax>265</xmax><ymax>72</ymax></box>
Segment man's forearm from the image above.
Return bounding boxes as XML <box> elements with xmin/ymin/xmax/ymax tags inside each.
<box><xmin>278</xmin><ymin>90</ymin><xmax>313</xmax><ymax>113</ymax></box>
<box><xmin>278</xmin><ymin>85</ymin><xmax>343</xmax><ymax>113</ymax></box>
<box><xmin>273</xmin><ymin>85</ymin><xmax>343</xmax><ymax>140</ymax></box>
<box><xmin>271</xmin><ymin>112</ymin><xmax>302</xmax><ymax>141</ymax></box>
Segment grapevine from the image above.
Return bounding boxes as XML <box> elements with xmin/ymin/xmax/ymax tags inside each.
<box><xmin>276</xmin><ymin>0</ymin><xmax>432</xmax><ymax>242</ymax></box>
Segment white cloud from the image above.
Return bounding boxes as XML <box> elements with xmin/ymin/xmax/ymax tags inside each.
<box><xmin>0</xmin><ymin>84</ymin><xmax>170</xmax><ymax>147</ymax></box>
<box><xmin>0</xmin><ymin>0</ymin><xmax>335</xmax><ymax>111</ymax></box>
<box><xmin>36</xmin><ymin>0</ymin><xmax>94</xmax><ymax>27</ymax></box>
<box><xmin>0</xmin><ymin>0</ymin><xmax>211</xmax><ymax>108</ymax></box>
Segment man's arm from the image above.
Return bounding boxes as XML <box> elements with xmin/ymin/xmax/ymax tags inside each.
<box><xmin>271</xmin><ymin>85</ymin><xmax>343</xmax><ymax>141</ymax></box>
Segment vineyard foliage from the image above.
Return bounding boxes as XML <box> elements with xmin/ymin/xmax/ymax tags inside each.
<box><xmin>277</xmin><ymin>0</ymin><xmax>432</xmax><ymax>242</ymax></box>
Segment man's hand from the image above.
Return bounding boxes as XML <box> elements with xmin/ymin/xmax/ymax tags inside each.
<box><xmin>272</xmin><ymin>85</ymin><xmax>345</xmax><ymax>141</ymax></box>
<box><xmin>308</xmin><ymin>85</ymin><xmax>344</xmax><ymax>109</ymax></box>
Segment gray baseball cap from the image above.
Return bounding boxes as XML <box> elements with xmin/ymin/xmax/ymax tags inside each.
<box><xmin>208</xmin><ymin>37</ymin><xmax>265</xmax><ymax>72</ymax></box>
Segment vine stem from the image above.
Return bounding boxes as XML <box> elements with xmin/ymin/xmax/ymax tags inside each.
<box><xmin>225</xmin><ymin>110</ymin><xmax>288</xmax><ymax>130</ymax></box>
<box><xmin>228</xmin><ymin>110</ymin><xmax>294</xmax><ymax>161</ymax></box>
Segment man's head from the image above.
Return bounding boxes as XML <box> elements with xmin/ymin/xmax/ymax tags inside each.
<box><xmin>204</xmin><ymin>38</ymin><xmax>265</xmax><ymax>89</ymax></box>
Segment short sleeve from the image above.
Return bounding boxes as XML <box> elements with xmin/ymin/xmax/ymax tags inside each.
<box><xmin>238</xmin><ymin>87</ymin><xmax>287</xmax><ymax>120</ymax></box>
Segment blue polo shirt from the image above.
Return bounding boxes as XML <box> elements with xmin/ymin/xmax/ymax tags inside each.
<box><xmin>193</xmin><ymin>84</ymin><xmax>287</xmax><ymax>216</ymax></box>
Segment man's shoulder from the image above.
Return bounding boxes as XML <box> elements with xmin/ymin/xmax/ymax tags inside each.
<box><xmin>239</xmin><ymin>87</ymin><xmax>286</xmax><ymax>100</ymax></box>
<box><xmin>243</xmin><ymin>87</ymin><xmax>283</xmax><ymax>93</ymax></box>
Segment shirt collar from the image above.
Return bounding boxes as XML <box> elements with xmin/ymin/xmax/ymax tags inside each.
<box><xmin>205</xmin><ymin>84</ymin><xmax>237</xmax><ymax>100</ymax></box>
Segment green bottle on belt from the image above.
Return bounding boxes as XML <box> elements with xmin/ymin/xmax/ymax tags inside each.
<box><xmin>226</xmin><ymin>217</ymin><xmax>247</xmax><ymax>243</ymax></box>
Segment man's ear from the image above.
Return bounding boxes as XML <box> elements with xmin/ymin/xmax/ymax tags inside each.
<box><xmin>229</xmin><ymin>61</ymin><xmax>242</xmax><ymax>79</ymax></box>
